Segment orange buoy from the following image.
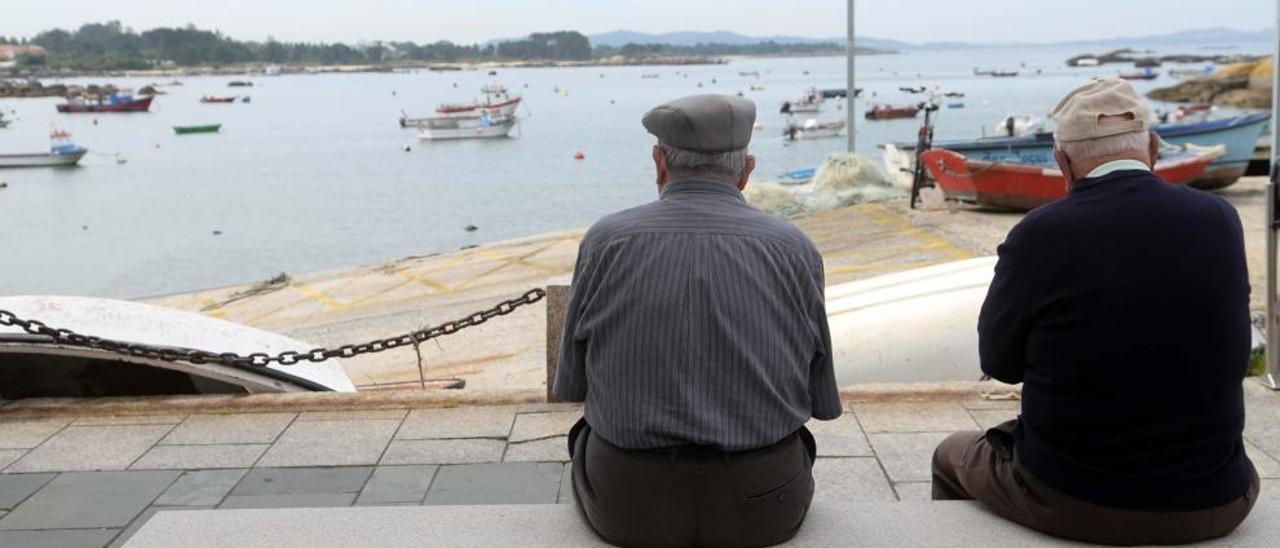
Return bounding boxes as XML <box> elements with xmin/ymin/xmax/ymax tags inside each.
<box><xmin>573</xmin><ymin>151</ymin><xmax>585</xmax><ymax>160</ymax></box>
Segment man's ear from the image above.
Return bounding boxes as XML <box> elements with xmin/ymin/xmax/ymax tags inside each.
<box><xmin>1054</xmin><ymin>148</ymin><xmax>1075</xmax><ymax>184</ymax></box>
<box><xmin>1147</xmin><ymin>132</ymin><xmax>1160</xmax><ymax>168</ymax></box>
<box><xmin>738</xmin><ymin>155</ymin><xmax>756</xmax><ymax>190</ymax></box>
<box><xmin>653</xmin><ymin>146</ymin><xmax>668</xmax><ymax>187</ymax></box>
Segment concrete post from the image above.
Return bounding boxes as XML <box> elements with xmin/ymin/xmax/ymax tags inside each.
<box><xmin>545</xmin><ymin>285</ymin><xmax>571</xmax><ymax>402</ymax></box>
<box><xmin>1267</xmin><ymin>0</ymin><xmax>1280</xmax><ymax>390</ymax></box>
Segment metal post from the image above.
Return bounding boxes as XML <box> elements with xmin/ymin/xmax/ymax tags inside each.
<box><xmin>1267</xmin><ymin>0</ymin><xmax>1280</xmax><ymax>389</ymax></box>
<box><xmin>846</xmin><ymin>0</ymin><xmax>856</xmax><ymax>153</ymax></box>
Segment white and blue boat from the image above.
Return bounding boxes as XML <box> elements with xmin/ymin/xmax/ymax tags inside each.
<box><xmin>881</xmin><ymin>112</ymin><xmax>1269</xmax><ymax>190</ymax></box>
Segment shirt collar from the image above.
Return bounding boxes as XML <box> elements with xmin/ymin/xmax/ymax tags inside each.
<box><xmin>660</xmin><ymin>178</ymin><xmax>747</xmax><ymax>203</ymax></box>
<box><xmin>1085</xmin><ymin>159</ymin><xmax>1151</xmax><ymax>179</ymax></box>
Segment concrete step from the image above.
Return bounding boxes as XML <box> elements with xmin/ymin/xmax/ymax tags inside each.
<box><xmin>121</xmin><ymin>500</ymin><xmax>1278</xmax><ymax>547</ymax></box>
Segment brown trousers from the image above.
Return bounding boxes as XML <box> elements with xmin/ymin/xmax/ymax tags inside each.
<box><xmin>931</xmin><ymin>422</ymin><xmax>1260</xmax><ymax>546</ymax></box>
<box><xmin>568</xmin><ymin>419</ymin><xmax>816</xmax><ymax>548</ymax></box>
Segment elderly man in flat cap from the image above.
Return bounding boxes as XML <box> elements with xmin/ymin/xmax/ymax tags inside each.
<box><xmin>554</xmin><ymin>94</ymin><xmax>841</xmax><ymax>547</ymax></box>
<box><xmin>931</xmin><ymin>78</ymin><xmax>1259</xmax><ymax>544</ymax></box>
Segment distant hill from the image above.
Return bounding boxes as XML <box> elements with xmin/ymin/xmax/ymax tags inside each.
<box><xmin>587</xmin><ymin>28</ymin><xmax>1273</xmax><ymax>51</ymax></box>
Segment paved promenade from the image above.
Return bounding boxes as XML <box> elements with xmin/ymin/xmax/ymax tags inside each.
<box><xmin>1</xmin><ymin>382</ymin><xmax>1278</xmax><ymax>547</ymax></box>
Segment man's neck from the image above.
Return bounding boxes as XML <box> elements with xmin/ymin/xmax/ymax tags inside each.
<box><xmin>1085</xmin><ymin>159</ymin><xmax>1151</xmax><ymax>180</ymax></box>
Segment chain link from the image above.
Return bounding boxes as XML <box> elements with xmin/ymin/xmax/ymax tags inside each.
<box><xmin>0</xmin><ymin>288</ymin><xmax>546</xmax><ymax>368</ymax></box>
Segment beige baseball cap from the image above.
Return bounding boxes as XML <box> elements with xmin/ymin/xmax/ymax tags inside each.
<box><xmin>1051</xmin><ymin>78</ymin><xmax>1151</xmax><ymax>143</ymax></box>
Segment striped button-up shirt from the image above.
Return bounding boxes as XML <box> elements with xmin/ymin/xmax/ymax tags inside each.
<box><xmin>554</xmin><ymin>178</ymin><xmax>842</xmax><ymax>451</ymax></box>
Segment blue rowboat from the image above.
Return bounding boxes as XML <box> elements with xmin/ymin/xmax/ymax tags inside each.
<box><xmin>881</xmin><ymin>113</ymin><xmax>1269</xmax><ymax>190</ymax></box>
<box><xmin>779</xmin><ymin>167</ymin><xmax>816</xmax><ymax>185</ymax></box>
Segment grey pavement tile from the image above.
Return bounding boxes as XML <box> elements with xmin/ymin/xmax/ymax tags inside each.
<box><xmin>0</xmin><ymin>470</ymin><xmax>179</xmax><ymax>530</ymax></box>
<box><xmin>559</xmin><ymin>462</ymin><xmax>574</xmax><ymax>505</ymax></box>
<box><xmin>1246</xmin><ymin>440</ymin><xmax>1280</xmax><ymax>479</ymax></box>
<box><xmin>256</xmin><ymin>419</ymin><xmax>400</xmax><ymax>467</ymax></box>
<box><xmin>509</xmin><ymin>411</ymin><xmax>580</xmax><ymax>443</ymax></box>
<box><xmin>355</xmin><ymin>465</ymin><xmax>438</xmax><ymax>505</ymax></box>
<box><xmin>131</xmin><ymin>444</ymin><xmax>267</xmax><ymax>470</ymax></box>
<box><xmin>381</xmin><ymin>439</ymin><xmax>505</xmax><ymax>465</ymax></box>
<box><xmin>812</xmin><ymin>457</ymin><xmax>895</xmax><ymax>503</ymax></box>
<box><xmin>154</xmin><ymin>469</ymin><xmax>249</xmax><ymax>507</ymax></box>
<box><xmin>867</xmin><ymin>432</ymin><xmax>954</xmax><ymax>483</ymax></box>
<box><xmin>968</xmin><ymin>408</ymin><xmax>1020</xmax><ymax>430</ymax></box>
<box><xmin>0</xmin><ymin>418</ymin><xmax>71</xmax><ymax>449</ymax></box>
<box><xmin>503</xmin><ymin>437</ymin><xmax>570</xmax><ymax>462</ymax></box>
<box><xmin>160</xmin><ymin>413</ymin><xmax>295</xmax><ymax>445</ymax></box>
<box><xmin>297</xmin><ymin>409</ymin><xmax>408</xmax><ymax>421</ymax></box>
<box><xmin>6</xmin><ymin>425</ymin><xmax>173</xmax><ymax>473</ymax></box>
<box><xmin>852</xmin><ymin>402</ymin><xmax>978</xmax><ymax>433</ymax></box>
<box><xmin>893</xmin><ymin>482</ymin><xmax>934</xmax><ymax>502</ymax></box>
<box><xmin>0</xmin><ymin>529</ymin><xmax>120</xmax><ymax>548</ymax></box>
<box><xmin>229</xmin><ymin>467</ymin><xmax>372</xmax><ymax>497</ymax></box>
<box><xmin>807</xmin><ymin>415</ymin><xmax>873</xmax><ymax>457</ymax></box>
<box><xmin>0</xmin><ymin>473</ymin><xmax>55</xmax><ymax>510</ymax></box>
<box><xmin>397</xmin><ymin>406</ymin><xmax>517</xmax><ymax>440</ymax></box>
<box><xmin>219</xmin><ymin>493</ymin><xmax>356</xmax><ymax>509</ymax></box>
<box><xmin>1262</xmin><ymin>479</ymin><xmax>1279</xmax><ymax>501</ymax></box>
<box><xmin>424</xmin><ymin>462</ymin><xmax>562</xmax><ymax>505</ymax></box>
<box><xmin>960</xmin><ymin>398</ymin><xmax>1022</xmax><ymax>410</ymax></box>
<box><xmin>108</xmin><ymin>505</ymin><xmax>211</xmax><ymax>548</ymax></box>
<box><xmin>0</xmin><ymin>450</ymin><xmax>24</xmax><ymax>472</ymax></box>
<box><xmin>73</xmin><ymin>415</ymin><xmax>185</xmax><ymax>426</ymax></box>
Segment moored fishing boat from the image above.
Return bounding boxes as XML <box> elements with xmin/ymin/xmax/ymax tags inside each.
<box><xmin>435</xmin><ymin>84</ymin><xmax>521</xmax><ymax>118</ymax></box>
<box><xmin>0</xmin><ymin>130</ymin><xmax>87</xmax><ymax>168</ymax></box>
<box><xmin>173</xmin><ymin>124</ymin><xmax>222</xmax><ymax>135</ymax></box>
<box><xmin>418</xmin><ymin>112</ymin><xmax>517</xmax><ymax>140</ymax></box>
<box><xmin>1119</xmin><ymin>68</ymin><xmax>1160</xmax><ymax>80</ymax></box>
<box><xmin>865</xmin><ymin>104</ymin><xmax>920</xmax><ymax>120</ymax></box>
<box><xmin>56</xmin><ymin>94</ymin><xmax>153</xmax><ymax>113</ymax></box>
<box><xmin>919</xmin><ymin>145</ymin><xmax>1222</xmax><ymax>211</ymax></box>
<box><xmin>781</xmin><ymin>88</ymin><xmax>823</xmax><ymax>114</ymax></box>
<box><xmin>881</xmin><ymin>112</ymin><xmax>1270</xmax><ymax>190</ymax></box>
<box><xmin>200</xmin><ymin>95</ymin><xmax>237</xmax><ymax>103</ymax></box>
<box><xmin>784</xmin><ymin>119</ymin><xmax>845</xmax><ymax>140</ymax></box>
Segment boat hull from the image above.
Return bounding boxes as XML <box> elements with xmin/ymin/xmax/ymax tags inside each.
<box><xmin>0</xmin><ymin>149</ymin><xmax>87</xmax><ymax>168</ymax></box>
<box><xmin>419</xmin><ymin>119</ymin><xmax>516</xmax><ymax>140</ymax></box>
<box><xmin>882</xmin><ymin>113</ymin><xmax>1270</xmax><ymax>190</ymax></box>
<box><xmin>56</xmin><ymin>96</ymin><xmax>153</xmax><ymax>113</ymax></box>
<box><xmin>174</xmin><ymin>124</ymin><xmax>222</xmax><ymax>134</ymax></box>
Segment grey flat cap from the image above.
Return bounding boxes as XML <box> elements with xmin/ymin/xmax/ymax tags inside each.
<box><xmin>643</xmin><ymin>94</ymin><xmax>756</xmax><ymax>153</ymax></box>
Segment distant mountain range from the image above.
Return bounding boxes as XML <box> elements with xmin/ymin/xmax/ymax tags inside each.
<box><xmin>587</xmin><ymin>27</ymin><xmax>1275</xmax><ymax>51</ymax></box>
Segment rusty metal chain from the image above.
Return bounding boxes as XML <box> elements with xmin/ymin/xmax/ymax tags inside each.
<box><xmin>0</xmin><ymin>288</ymin><xmax>546</xmax><ymax>368</ymax></box>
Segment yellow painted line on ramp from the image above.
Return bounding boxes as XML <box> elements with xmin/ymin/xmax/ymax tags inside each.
<box><xmin>859</xmin><ymin>204</ymin><xmax>973</xmax><ymax>260</ymax></box>
<box><xmin>290</xmin><ymin>280</ymin><xmax>348</xmax><ymax>311</ymax></box>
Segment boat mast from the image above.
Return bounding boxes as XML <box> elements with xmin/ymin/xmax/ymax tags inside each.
<box><xmin>1267</xmin><ymin>0</ymin><xmax>1279</xmax><ymax>389</ymax></box>
<box><xmin>846</xmin><ymin>0</ymin><xmax>857</xmax><ymax>153</ymax></box>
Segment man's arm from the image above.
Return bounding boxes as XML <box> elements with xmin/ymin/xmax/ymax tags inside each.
<box><xmin>552</xmin><ymin>245</ymin><xmax>595</xmax><ymax>402</ymax></box>
<box><xmin>978</xmin><ymin>222</ymin><xmax>1039</xmax><ymax>384</ymax></box>
<box><xmin>807</xmin><ymin>252</ymin><xmax>843</xmax><ymax>420</ymax></box>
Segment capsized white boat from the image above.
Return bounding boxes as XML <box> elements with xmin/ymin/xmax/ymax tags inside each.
<box><xmin>827</xmin><ymin>257</ymin><xmax>995</xmax><ymax>385</ymax></box>
<box><xmin>0</xmin><ymin>296</ymin><xmax>357</xmax><ymax>398</ymax></box>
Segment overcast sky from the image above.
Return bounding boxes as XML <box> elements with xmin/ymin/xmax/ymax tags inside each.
<box><xmin>5</xmin><ymin>0</ymin><xmax>1273</xmax><ymax>45</ymax></box>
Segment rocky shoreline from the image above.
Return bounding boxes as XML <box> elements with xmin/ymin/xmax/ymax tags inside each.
<box><xmin>1146</xmin><ymin>57</ymin><xmax>1273</xmax><ymax>109</ymax></box>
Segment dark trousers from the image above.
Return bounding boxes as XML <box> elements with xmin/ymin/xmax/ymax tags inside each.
<box><xmin>931</xmin><ymin>421</ymin><xmax>1260</xmax><ymax>546</ymax></box>
<box><xmin>568</xmin><ymin>418</ymin><xmax>816</xmax><ymax>548</ymax></box>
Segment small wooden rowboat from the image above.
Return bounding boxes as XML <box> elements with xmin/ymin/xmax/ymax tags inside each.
<box><xmin>865</xmin><ymin>105</ymin><xmax>920</xmax><ymax>120</ymax></box>
<box><xmin>173</xmin><ymin>124</ymin><xmax>222</xmax><ymax>135</ymax></box>
<box><xmin>920</xmin><ymin>145</ymin><xmax>1223</xmax><ymax>211</ymax></box>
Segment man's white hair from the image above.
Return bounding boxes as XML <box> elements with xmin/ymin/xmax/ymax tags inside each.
<box><xmin>1056</xmin><ymin>131</ymin><xmax>1150</xmax><ymax>164</ymax></box>
<box><xmin>659</xmin><ymin>142</ymin><xmax>748</xmax><ymax>181</ymax></box>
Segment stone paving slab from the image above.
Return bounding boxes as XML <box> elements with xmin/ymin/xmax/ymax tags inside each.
<box><xmin>0</xmin><ymin>474</ymin><xmax>53</xmax><ymax>510</ymax></box>
<box><xmin>0</xmin><ymin>470</ymin><xmax>178</xmax><ymax>530</ymax></box>
<box><xmin>807</xmin><ymin>415</ymin><xmax>873</xmax><ymax>457</ymax></box>
<box><xmin>811</xmin><ymin>457</ymin><xmax>895</xmax><ymax>502</ymax></box>
<box><xmin>381</xmin><ymin>439</ymin><xmax>506</xmax><ymax>465</ymax></box>
<box><xmin>355</xmin><ymin>465</ymin><xmax>437</xmax><ymax>506</ymax></box>
<box><xmin>220</xmin><ymin>494</ymin><xmax>356</xmax><ymax>509</ymax></box>
<box><xmin>161</xmin><ymin>414</ymin><xmax>296</xmax><ymax>446</ymax></box>
<box><xmin>0</xmin><ymin>451</ymin><xmax>23</xmax><ymax>472</ymax></box>
<box><xmin>424</xmin><ymin>463</ymin><xmax>562</xmax><ymax>505</ymax></box>
<box><xmin>867</xmin><ymin>432</ymin><xmax>954</xmax><ymax>483</ymax></box>
<box><xmin>396</xmin><ymin>406</ymin><xmax>516</xmax><ymax>440</ymax></box>
<box><xmin>108</xmin><ymin>506</ymin><xmax>212</xmax><ymax>548</ymax></box>
<box><xmin>852</xmin><ymin>402</ymin><xmax>979</xmax><ymax>433</ymax></box>
<box><xmin>558</xmin><ymin>463</ymin><xmax>573</xmax><ymax>504</ymax></box>
<box><xmin>503</xmin><ymin>438</ymin><xmax>569</xmax><ymax>463</ymax></box>
<box><xmin>132</xmin><ymin>445</ymin><xmax>268</xmax><ymax>470</ymax></box>
<box><xmin>0</xmin><ymin>418</ymin><xmax>70</xmax><ymax>449</ymax></box>
<box><xmin>508</xmin><ymin>412</ymin><xmax>580</xmax><ymax>443</ymax></box>
<box><xmin>73</xmin><ymin>415</ymin><xmax>186</xmax><ymax>426</ymax></box>
<box><xmin>892</xmin><ymin>481</ymin><xmax>933</xmax><ymax>502</ymax></box>
<box><xmin>0</xmin><ymin>529</ymin><xmax>120</xmax><ymax>548</ymax></box>
<box><xmin>256</xmin><ymin>419</ymin><xmax>399</xmax><ymax>467</ymax></box>
<box><xmin>297</xmin><ymin>410</ymin><xmax>408</xmax><ymax>422</ymax></box>
<box><xmin>229</xmin><ymin>467</ymin><xmax>372</xmax><ymax>497</ymax></box>
<box><xmin>155</xmin><ymin>470</ymin><xmax>248</xmax><ymax>507</ymax></box>
<box><xmin>1245</xmin><ymin>440</ymin><xmax>1280</xmax><ymax>479</ymax></box>
<box><xmin>6</xmin><ymin>425</ymin><xmax>173</xmax><ymax>473</ymax></box>
<box><xmin>967</xmin><ymin>408</ymin><xmax>1019</xmax><ymax>430</ymax></box>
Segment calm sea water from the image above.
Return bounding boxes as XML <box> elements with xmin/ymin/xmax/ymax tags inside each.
<box><xmin>0</xmin><ymin>42</ymin><xmax>1269</xmax><ymax>298</ymax></box>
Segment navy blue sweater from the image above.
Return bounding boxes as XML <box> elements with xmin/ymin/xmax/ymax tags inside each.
<box><xmin>978</xmin><ymin>169</ymin><xmax>1253</xmax><ymax>511</ymax></box>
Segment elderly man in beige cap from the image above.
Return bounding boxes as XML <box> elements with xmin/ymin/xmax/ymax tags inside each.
<box><xmin>555</xmin><ymin>94</ymin><xmax>841</xmax><ymax>547</ymax></box>
<box><xmin>931</xmin><ymin>77</ymin><xmax>1260</xmax><ymax>544</ymax></box>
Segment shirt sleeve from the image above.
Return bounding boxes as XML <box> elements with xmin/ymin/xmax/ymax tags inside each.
<box><xmin>978</xmin><ymin>221</ymin><xmax>1038</xmax><ymax>384</ymax></box>
<box><xmin>552</xmin><ymin>244</ymin><xmax>595</xmax><ymax>402</ymax></box>
<box><xmin>807</xmin><ymin>252</ymin><xmax>843</xmax><ymax>420</ymax></box>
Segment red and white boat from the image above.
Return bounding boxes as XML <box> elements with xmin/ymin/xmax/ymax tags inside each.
<box><xmin>435</xmin><ymin>85</ymin><xmax>521</xmax><ymax>118</ymax></box>
<box><xmin>920</xmin><ymin>145</ymin><xmax>1223</xmax><ymax>211</ymax></box>
<box><xmin>56</xmin><ymin>94</ymin><xmax>153</xmax><ymax>113</ymax></box>
<box><xmin>865</xmin><ymin>105</ymin><xmax>920</xmax><ymax>120</ymax></box>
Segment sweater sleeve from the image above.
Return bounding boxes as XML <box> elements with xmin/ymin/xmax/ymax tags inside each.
<box><xmin>978</xmin><ymin>221</ymin><xmax>1039</xmax><ymax>384</ymax></box>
